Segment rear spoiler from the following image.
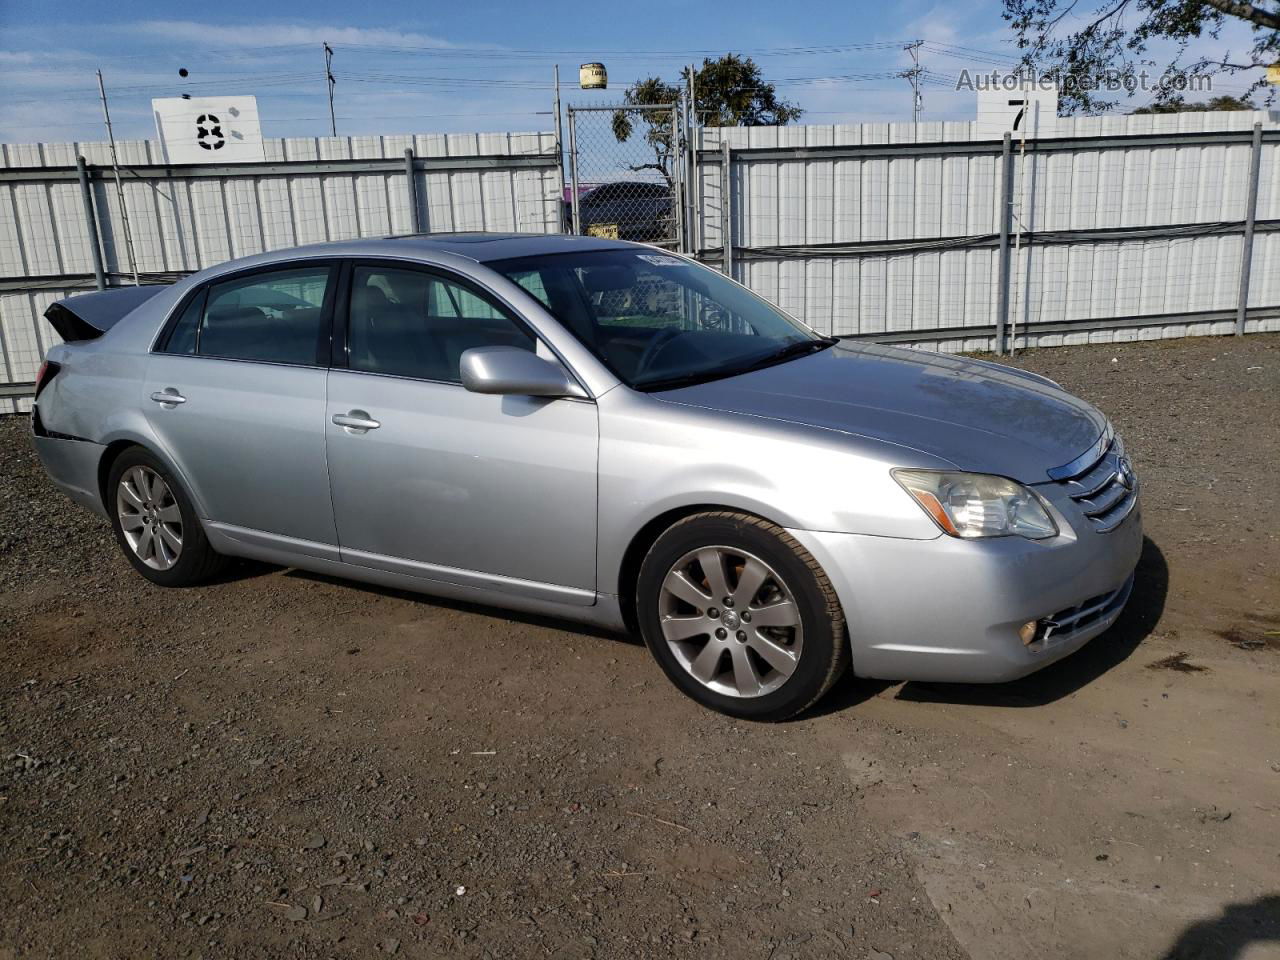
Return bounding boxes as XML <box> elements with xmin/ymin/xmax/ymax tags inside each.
<box><xmin>44</xmin><ymin>285</ymin><xmax>171</xmax><ymax>342</ymax></box>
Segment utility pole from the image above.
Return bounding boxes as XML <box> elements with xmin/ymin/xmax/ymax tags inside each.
<box><xmin>323</xmin><ymin>42</ymin><xmax>337</xmax><ymax>137</ymax></box>
<box><xmin>688</xmin><ymin>62</ymin><xmax>698</xmax><ymax>255</ymax></box>
<box><xmin>553</xmin><ymin>65</ymin><xmax>566</xmax><ymax>229</ymax></box>
<box><xmin>95</xmin><ymin>70</ymin><xmax>139</xmax><ymax>286</ymax></box>
<box><xmin>900</xmin><ymin>40</ymin><xmax>923</xmax><ymax>133</ymax></box>
<box><xmin>1009</xmin><ymin>96</ymin><xmax>1032</xmax><ymax>355</ymax></box>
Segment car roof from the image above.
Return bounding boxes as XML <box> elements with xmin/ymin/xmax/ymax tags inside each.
<box><xmin>180</xmin><ymin>233</ymin><xmax>648</xmax><ymax>287</ymax></box>
<box><xmin>375</xmin><ymin>232</ymin><xmax>633</xmax><ymax>263</ymax></box>
<box><xmin>584</xmin><ymin>181</ymin><xmax>668</xmax><ymax>195</ymax></box>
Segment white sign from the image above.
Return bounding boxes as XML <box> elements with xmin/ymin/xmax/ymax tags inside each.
<box><xmin>152</xmin><ymin>96</ymin><xmax>266</xmax><ymax>164</ymax></box>
<box><xmin>976</xmin><ymin>82</ymin><xmax>1059</xmax><ymax>139</ymax></box>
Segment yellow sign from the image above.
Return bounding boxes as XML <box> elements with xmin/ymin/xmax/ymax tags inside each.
<box><xmin>586</xmin><ymin>223</ymin><xmax>619</xmax><ymax>239</ymax></box>
<box><xmin>1268</xmin><ymin>62</ymin><xmax>1280</xmax><ymax>85</ymax></box>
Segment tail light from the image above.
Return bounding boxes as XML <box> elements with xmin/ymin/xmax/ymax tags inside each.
<box><xmin>34</xmin><ymin>360</ymin><xmax>60</xmax><ymax>399</ymax></box>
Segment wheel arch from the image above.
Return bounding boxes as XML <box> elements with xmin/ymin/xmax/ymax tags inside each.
<box><xmin>97</xmin><ymin>439</ymin><xmax>143</xmax><ymax>510</ymax></box>
<box><xmin>96</xmin><ymin>435</ymin><xmax>208</xmax><ymax>520</ymax></box>
<box><xmin>615</xmin><ymin>502</ymin><xmax>796</xmax><ymax>636</ymax></box>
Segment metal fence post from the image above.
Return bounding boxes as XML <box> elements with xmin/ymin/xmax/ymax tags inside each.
<box><xmin>568</xmin><ymin>109</ymin><xmax>581</xmax><ymax>235</ymax></box>
<box><xmin>404</xmin><ymin>148</ymin><xmax>421</xmax><ymax>234</ymax></box>
<box><xmin>688</xmin><ymin>64</ymin><xmax>699</xmax><ymax>256</ymax></box>
<box><xmin>552</xmin><ymin>65</ymin><xmax>566</xmax><ymax>234</ymax></box>
<box><xmin>995</xmin><ymin>132</ymin><xmax>1013</xmax><ymax>355</ymax></box>
<box><xmin>75</xmin><ymin>155</ymin><xmax>106</xmax><ymax>290</ymax></box>
<box><xmin>721</xmin><ymin>140</ymin><xmax>733</xmax><ymax>278</ymax></box>
<box><xmin>671</xmin><ymin>106</ymin><xmax>685</xmax><ymax>252</ymax></box>
<box><xmin>1236</xmin><ymin>121</ymin><xmax>1263</xmax><ymax>337</ymax></box>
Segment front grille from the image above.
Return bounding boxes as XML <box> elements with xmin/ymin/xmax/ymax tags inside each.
<box><xmin>1038</xmin><ymin>574</ymin><xmax>1134</xmax><ymax>649</ymax></box>
<box><xmin>1052</xmin><ymin>430</ymin><xmax>1139</xmax><ymax>533</ymax></box>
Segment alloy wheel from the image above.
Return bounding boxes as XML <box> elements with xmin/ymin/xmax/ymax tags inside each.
<box><xmin>116</xmin><ymin>465</ymin><xmax>183</xmax><ymax>570</ymax></box>
<box><xmin>658</xmin><ymin>545</ymin><xmax>804</xmax><ymax>698</ymax></box>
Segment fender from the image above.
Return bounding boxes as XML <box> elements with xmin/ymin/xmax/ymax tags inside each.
<box><xmin>96</xmin><ymin>415</ymin><xmax>213</xmax><ymax>521</ymax></box>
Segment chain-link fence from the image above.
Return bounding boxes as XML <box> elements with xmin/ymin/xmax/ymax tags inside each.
<box><xmin>567</xmin><ymin>104</ymin><xmax>683</xmax><ymax>249</ymax></box>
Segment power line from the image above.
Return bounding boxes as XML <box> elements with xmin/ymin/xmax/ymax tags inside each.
<box><xmin>334</xmin><ymin>39</ymin><xmax>917</xmax><ymax>60</ymax></box>
<box><xmin>0</xmin><ymin>110</ymin><xmax>552</xmax><ymax>132</ymax></box>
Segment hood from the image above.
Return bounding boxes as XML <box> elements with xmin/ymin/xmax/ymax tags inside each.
<box><xmin>657</xmin><ymin>341</ymin><xmax>1106</xmax><ymax>482</ymax></box>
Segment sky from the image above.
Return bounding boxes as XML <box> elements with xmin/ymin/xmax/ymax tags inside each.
<box><xmin>0</xmin><ymin>0</ymin><xmax>1270</xmax><ymax>145</ymax></box>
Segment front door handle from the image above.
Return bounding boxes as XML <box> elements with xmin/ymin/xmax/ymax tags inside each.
<box><xmin>150</xmin><ymin>389</ymin><xmax>186</xmax><ymax>405</ymax></box>
<box><xmin>332</xmin><ymin>410</ymin><xmax>381</xmax><ymax>432</ymax></box>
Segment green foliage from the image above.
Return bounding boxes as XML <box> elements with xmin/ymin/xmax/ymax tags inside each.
<box><xmin>1131</xmin><ymin>93</ymin><xmax>1256</xmax><ymax>112</ymax></box>
<box><xmin>611</xmin><ymin>55</ymin><xmax>803</xmax><ymax>183</ymax></box>
<box><xmin>1003</xmin><ymin>0</ymin><xmax>1279</xmax><ymax>113</ymax></box>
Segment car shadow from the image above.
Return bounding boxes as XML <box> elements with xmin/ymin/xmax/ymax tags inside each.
<box><xmin>282</xmin><ymin>568</ymin><xmax>637</xmax><ymax>645</ymax></box>
<box><xmin>200</xmin><ymin>557</ymin><xmax>282</xmax><ymax>586</ymax></box>
<box><xmin>208</xmin><ymin>536</ymin><xmax>1166</xmax><ymax>712</ymax></box>
<box><xmin>800</xmin><ymin>672</ymin><xmax>898</xmax><ymax>719</ymax></box>
<box><xmin>1157</xmin><ymin>895</ymin><xmax>1280</xmax><ymax>959</ymax></box>
<box><xmin>890</xmin><ymin>535</ymin><xmax>1169</xmax><ymax>708</ymax></box>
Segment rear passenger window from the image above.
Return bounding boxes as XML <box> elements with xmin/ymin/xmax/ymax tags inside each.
<box><xmin>164</xmin><ymin>290</ymin><xmax>204</xmax><ymax>355</ymax></box>
<box><xmin>347</xmin><ymin>266</ymin><xmax>535</xmax><ymax>383</ymax></box>
<box><xmin>186</xmin><ymin>267</ymin><xmax>333</xmax><ymax>365</ymax></box>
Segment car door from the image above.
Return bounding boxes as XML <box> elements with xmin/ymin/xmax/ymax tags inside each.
<box><xmin>325</xmin><ymin>261</ymin><xmax>599</xmax><ymax>603</ymax></box>
<box><xmin>144</xmin><ymin>261</ymin><xmax>339</xmax><ymax>549</ymax></box>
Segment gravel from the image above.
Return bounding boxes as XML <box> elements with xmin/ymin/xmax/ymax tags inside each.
<box><xmin>1</xmin><ymin>332</ymin><xmax>1277</xmax><ymax>959</ymax></box>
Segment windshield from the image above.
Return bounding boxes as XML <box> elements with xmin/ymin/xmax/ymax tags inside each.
<box><xmin>489</xmin><ymin>248</ymin><xmax>829</xmax><ymax>390</ymax></box>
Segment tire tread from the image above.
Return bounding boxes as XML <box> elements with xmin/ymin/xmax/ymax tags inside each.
<box><xmin>641</xmin><ymin>510</ymin><xmax>850</xmax><ymax>721</ymax></box>
<box><xmin>106</xmin><ymin>446</ymin><xmax>228</xmax><ymax>587</ymax></box>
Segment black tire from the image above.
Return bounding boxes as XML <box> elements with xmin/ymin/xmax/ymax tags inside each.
<box><xmin>636</xmin><ymin>511</ymin><xmax>849</xmax><ymax>722</ymax></box>
<box><xmin>106</xmin><ymin>446</ymin><xmax>227</xmax><ymax>587</ymax></box>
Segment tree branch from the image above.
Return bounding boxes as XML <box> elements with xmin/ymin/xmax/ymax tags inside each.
<box><xmin>1194</xmin><ymin>56</ymin><xmax>1271</xmax><ymax>69</ymax></box>
<box><xmin>1200</xmin><ymin>0</ymin><xmax>1280</xmax><ymax>31</ymax></box>
<box><xmin>1042</xmin><ymin>0</ymin><xmax>1085</xmax><ymax>34</ymax></box>
<box><xmin>1076</xmin><ymin>0</ymin><xmax>1135</xmax><ymax>43</ymax></box>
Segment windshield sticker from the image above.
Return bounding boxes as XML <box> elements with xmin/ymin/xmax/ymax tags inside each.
<box><xmin>636</xmin><ymin>254</ymin><xmax>684</xmax><ymax>267</ymax></box>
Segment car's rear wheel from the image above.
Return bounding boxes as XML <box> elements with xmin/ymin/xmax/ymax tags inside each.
<box><xmin>636</xmin><ymin>511</ymin><xmax>849</xmax><ymax>721</ymax></box>
<box><xmin>107</xmin><ymin>447</ymin><xmax>226</xmax><ymax>586</ymax></box>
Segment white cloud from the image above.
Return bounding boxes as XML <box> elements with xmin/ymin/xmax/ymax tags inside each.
<box><xmin>132</xmin><ymin>20</ymin><xmax>460</xmax><ymax>50</ymax></box>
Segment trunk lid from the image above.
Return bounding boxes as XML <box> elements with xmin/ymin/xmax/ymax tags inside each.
<box><xmin>44</xmin><ymin>285</ymin><xmax>169</xmax><ymax>342</ymax></box>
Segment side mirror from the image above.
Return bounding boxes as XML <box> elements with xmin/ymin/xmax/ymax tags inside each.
<box><xmin>459</xmin><ymin>346</ymin><xmax>584</xmax><ymax>398</ymax></box>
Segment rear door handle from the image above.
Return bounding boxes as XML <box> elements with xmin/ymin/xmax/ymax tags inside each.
<box><xmin>332</xmin><ymin>411</ymin><xmax>381</xmax><ymax>432</ymax></box>
<box><xmin>150</xmin><ymin>389</ymin><xmax>186</xmax><ymax>405</ymax></box>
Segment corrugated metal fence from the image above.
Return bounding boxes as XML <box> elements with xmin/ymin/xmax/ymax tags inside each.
<box><xmin>4</xmin><ymin>112</ymin><xmax>1280</xmax><ymax>410</ymax></box>
<box><xmin>695</xmin><ymin>110</ymin><xmax>1280</xmax><ymax>353</ymax></box>
<box><xmin>0</xmin><ymin>131</ymin><xmax>560</xmax><ymax>412</ymax></box>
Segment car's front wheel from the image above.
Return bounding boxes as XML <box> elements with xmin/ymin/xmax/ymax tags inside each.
<box><xmin>107</xmin><ymin>447</ymin><xmax>226</xmax><ymax>586</ymax></box>
<box><xmin>636</xmin><ymin>511</ymin><xmax>849</xmax><ymax>721</ymax></box>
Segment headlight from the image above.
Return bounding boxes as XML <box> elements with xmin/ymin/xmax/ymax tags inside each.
<box><xmin>893</xmin><ymin>469</ymin><xmax>1058</xmax><ymax>540</ymax></box>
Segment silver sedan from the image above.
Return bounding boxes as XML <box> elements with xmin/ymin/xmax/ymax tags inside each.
<box><xmin>31</xmin><ymin>234</ymin><xmax>1142</xmax><ymax>720</ymax></box>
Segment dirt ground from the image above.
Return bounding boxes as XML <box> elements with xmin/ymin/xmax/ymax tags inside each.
<box><xmin>2</xmin><ymin>333</ymin><xmax>1278</xmax><ymax>960</ymax></box>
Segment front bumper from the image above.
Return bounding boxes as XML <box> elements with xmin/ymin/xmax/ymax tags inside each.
<box><xmin>789</xmin><ymin>499</ymin><xmax>1143</xmax><ymax>683</ymax></box>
